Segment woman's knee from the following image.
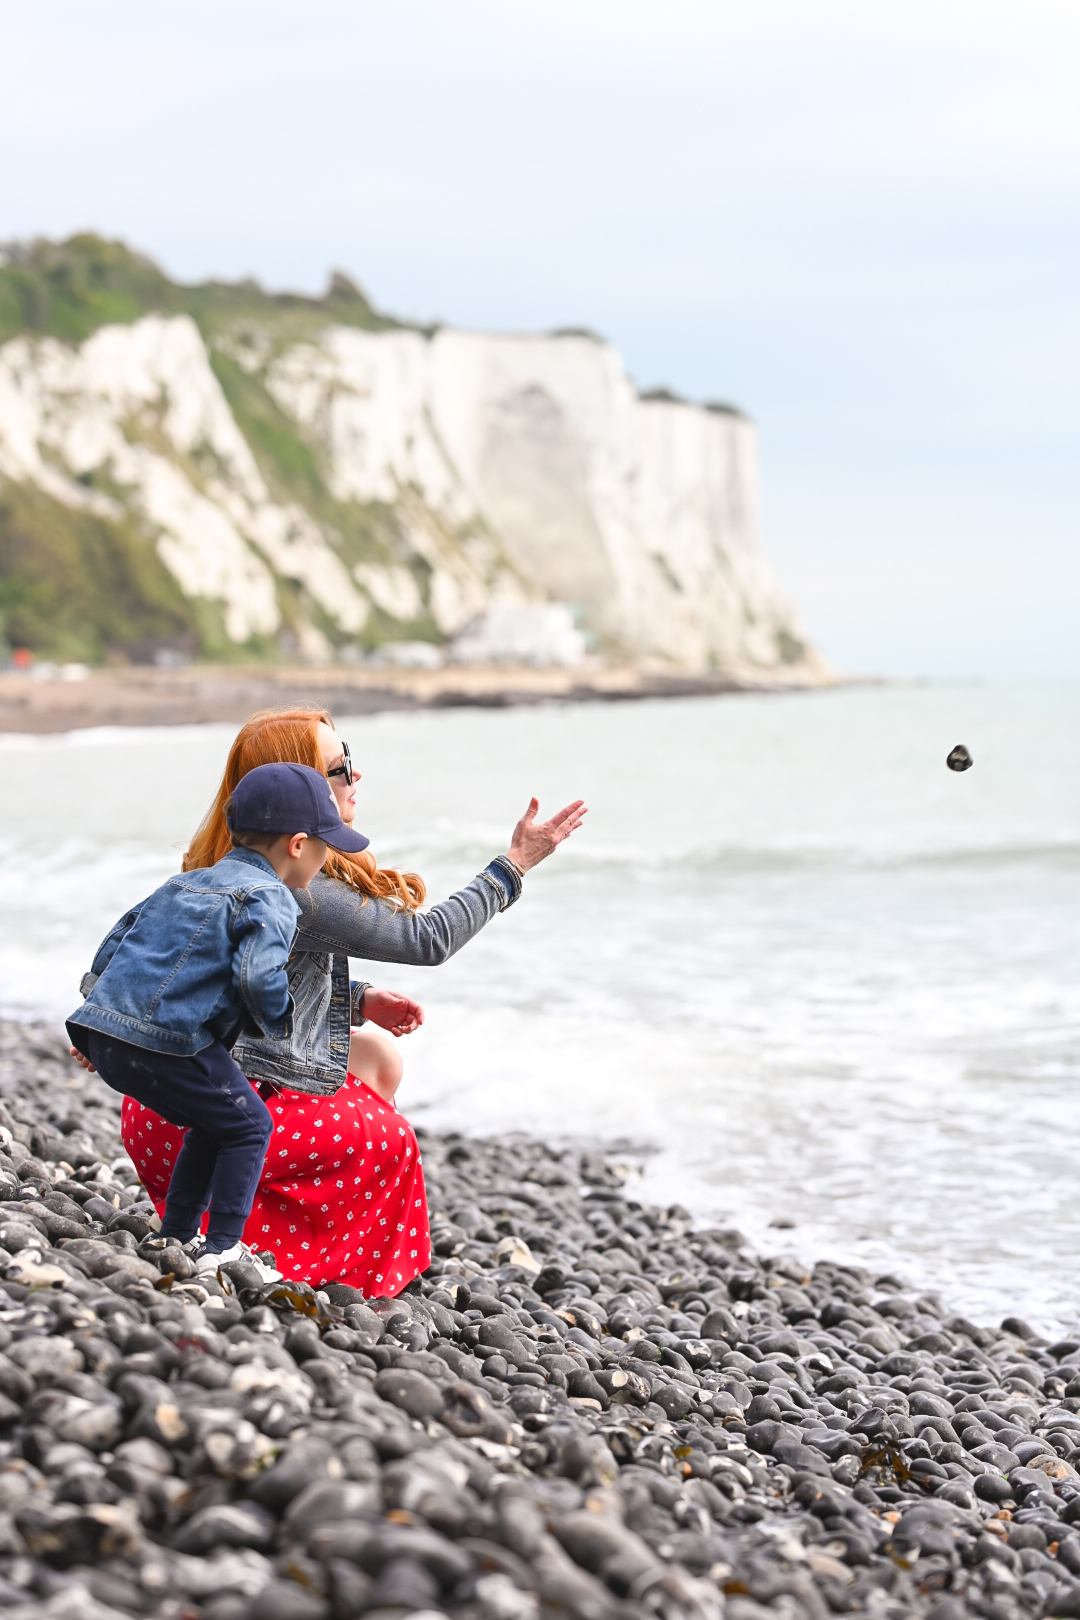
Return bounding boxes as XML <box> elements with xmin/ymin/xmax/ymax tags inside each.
<box><xmin>349</xmin><ymin>1028</ymin><xmax>403</xmax><ymax>1101</ymax></box>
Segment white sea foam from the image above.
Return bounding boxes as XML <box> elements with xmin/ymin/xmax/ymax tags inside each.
<box><xmin>2</xmin><ymin>681</ymin><xmax>1079</xmax><ymax>1330</ymax></box>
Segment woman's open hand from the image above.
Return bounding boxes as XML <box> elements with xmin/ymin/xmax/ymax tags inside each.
<box><xmin>69</xmin><ymin>1046</ymin><xmax>96</xmax><ymax>1073</ymax></box>
<box><xmin>507</xmin><ymin>797</ymin><xmax>587</xmax><ymax>874</ymax></box>
<box><xmin>360</xmin><ymin>988</ymin><xmax>424</xmax><ymax>1037</ymax></box>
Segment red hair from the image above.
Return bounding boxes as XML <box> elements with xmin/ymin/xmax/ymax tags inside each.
<box><xmin>183</xmin><ymin>707</ymin><xmax>425</xmax><ymax>911</ymax></box>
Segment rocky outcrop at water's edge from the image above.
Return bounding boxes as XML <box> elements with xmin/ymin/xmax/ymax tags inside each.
<box><xmin>0</xmin><ymin>1016</ymin><xmax>1074</xmax><ymax>1620</ymax></box>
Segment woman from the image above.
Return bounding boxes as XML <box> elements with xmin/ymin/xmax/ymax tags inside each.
<box><xmin>123</xmin><ymin>707</ymin><xmax>585</xmax><ymax>1298</ymax></box>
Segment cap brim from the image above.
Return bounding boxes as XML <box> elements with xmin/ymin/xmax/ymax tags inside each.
<box><xmin>321</xmin><ymin>827</ymin><xmax>371</xmax><ymax>854</ymax></box>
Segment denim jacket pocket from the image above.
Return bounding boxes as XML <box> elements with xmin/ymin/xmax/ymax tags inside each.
<box><xmin>286</xmin><ymin>951</ymin><xmax>332</xmax><ymax>1063</ymax></box>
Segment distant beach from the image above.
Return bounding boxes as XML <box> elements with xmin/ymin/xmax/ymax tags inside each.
<box><xmin>0</xmin><ymin>663</ymin><xmax>788</xmax><ymax>735</ymax></box>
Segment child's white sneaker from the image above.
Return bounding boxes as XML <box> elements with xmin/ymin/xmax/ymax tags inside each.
<box><xmin>192</xmin><ymin>1241</ymin><xmax>283</xmax><ymax>1283</ymax></box>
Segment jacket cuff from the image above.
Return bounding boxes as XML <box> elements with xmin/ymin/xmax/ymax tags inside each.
<box><xmin>351</xmin><ymin>980</ymin><xmax>371</xmax><ymax>1024</ymax></box>
<box><xmin>481</xmin><ymin>856</ymin><xmax>523</xmax><ymax>911</ymax></box>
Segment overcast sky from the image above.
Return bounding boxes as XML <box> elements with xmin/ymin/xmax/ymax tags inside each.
<box><xmin>3</xmin><ymin>1</ymin><xmax>1078</xmax><ymax>677</ymax></box>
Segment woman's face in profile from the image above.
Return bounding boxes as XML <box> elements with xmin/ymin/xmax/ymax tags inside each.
<box><xmin>316</xmin><ymin>721</ymin><xmax>358</xmax><ymax>826</ymax></box>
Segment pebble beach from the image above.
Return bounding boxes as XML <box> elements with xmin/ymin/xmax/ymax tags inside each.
<box><xmin>0</xmin><ymin>1021</ymin><xmax>1076</xmax><ymax>1620</ymax></box>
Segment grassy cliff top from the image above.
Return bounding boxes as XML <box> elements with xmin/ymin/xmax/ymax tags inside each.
<box><xmin>0</xmin><ymin>234</ymin><xmax>411</xmax><ymax>348</ymax></box>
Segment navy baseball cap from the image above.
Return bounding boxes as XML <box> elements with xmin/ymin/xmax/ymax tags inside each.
<box><xmin>227</xmin><ymin>762</ymin><xmax>370</xmax><ymax>854</ymax></box>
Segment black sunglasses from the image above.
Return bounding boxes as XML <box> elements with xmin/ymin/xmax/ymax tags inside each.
<box><xmin>326</xmin><ymin>741</ymin><xmax>357</xmax><ymax>787</ymax></box>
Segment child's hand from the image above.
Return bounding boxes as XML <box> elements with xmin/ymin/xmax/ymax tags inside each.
<box><xmin>360</xmin><ymin>988</ymin><xmax>424</xmax><ymax>1037</ymax></box>
<box><xmin>69</xmin><ymin>1046</ymin><xmax>96</xmax><ymax>1074</ymax></box>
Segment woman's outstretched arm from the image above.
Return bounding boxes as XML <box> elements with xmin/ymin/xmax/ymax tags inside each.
<box><xmin>295</xmin><ymin>796</ymin><xmax>587</xmax><ymax>968</ymax></box>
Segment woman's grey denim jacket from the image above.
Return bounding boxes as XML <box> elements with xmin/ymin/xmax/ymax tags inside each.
<box><xmin>231</xmin><ymin>855</ymin><xmax>522</xmax><ymax>1095</ymax></box>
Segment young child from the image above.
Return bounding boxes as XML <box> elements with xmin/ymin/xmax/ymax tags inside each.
<box><xmin>67</xmin><ymin>761</ymin><xmax>370</xmax><ymax>1281</ymax></box>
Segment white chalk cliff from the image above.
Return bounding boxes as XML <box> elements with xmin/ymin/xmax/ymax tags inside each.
<box><xmin>0</xmin><ymin>307</ymin><xmax>821</xmax><ymax>678</ymax></box>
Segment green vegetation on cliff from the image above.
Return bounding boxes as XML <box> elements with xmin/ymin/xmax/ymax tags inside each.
<box><xmin>0</xmin><ymin>481</ymin><xmax>205</xmax><ymax>664</ymax></box>
<box><xmin>0</xmin><ymin>234</ymin><xmax>402</xmax><ymax>348</ymax></box>
<box><xmin>0</xmin><ymin>235</ymin><xmax>439</xmax><ymax>665</ymax></box>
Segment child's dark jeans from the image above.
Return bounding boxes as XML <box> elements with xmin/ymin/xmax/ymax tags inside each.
<box><xmin>85</xmin><ymin>1031</ymin><xmax>272</xmax><ymax>1252</ymax></box>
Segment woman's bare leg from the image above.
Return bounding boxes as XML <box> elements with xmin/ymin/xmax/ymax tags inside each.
<box><xmin>348</xmin><ymin>1028</ymin><xmax>403</xmax><ymax>1102</ymax></box>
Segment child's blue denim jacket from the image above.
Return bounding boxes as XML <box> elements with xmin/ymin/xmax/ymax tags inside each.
<box><xmin>67</xmin><ymin>848</ymin><xmax>298</xmax><ymax>1057</ymax></box>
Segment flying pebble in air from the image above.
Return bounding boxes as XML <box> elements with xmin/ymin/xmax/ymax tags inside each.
<box><xmin>946</xmin><ymin>744</ymin><xmax>973</xmax><ymax>772</ymax></box>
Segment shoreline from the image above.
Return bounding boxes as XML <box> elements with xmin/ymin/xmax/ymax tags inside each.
<box><xmin>0</xmin><ymin>1019</ymin><xmax>1076</xmax><ymax>1618</ymax></box>
<box><xmin>0</xmin><ymin>664</ymin><xmax>835</xmax><ymax>735</ymax></box>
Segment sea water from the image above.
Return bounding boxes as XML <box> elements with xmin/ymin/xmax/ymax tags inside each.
<box><xmin>2</xmin><ymin>681</ymin><xmax>1079</xmax><ymax>1331</ymax></box>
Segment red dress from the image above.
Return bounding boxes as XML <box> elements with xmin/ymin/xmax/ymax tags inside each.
<box><xmin>121</xmin><ymin>1074</ymin><xmax>431</xmax><ymax>1298</ymax></box>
